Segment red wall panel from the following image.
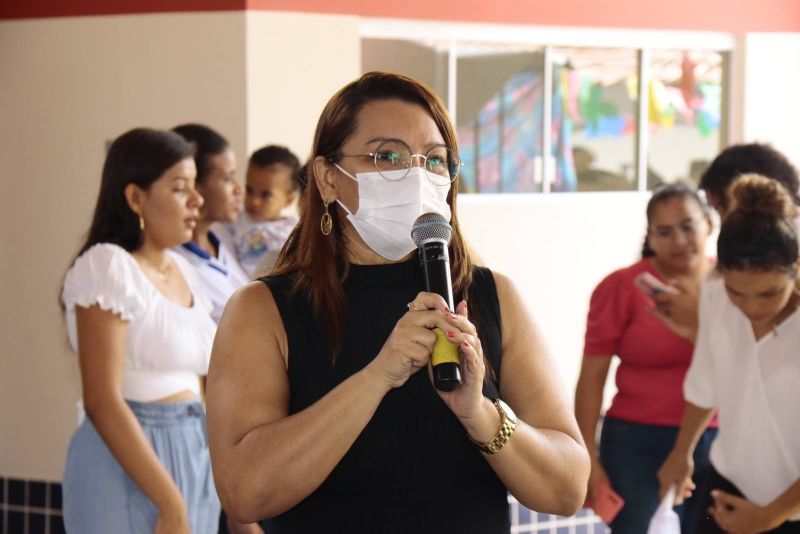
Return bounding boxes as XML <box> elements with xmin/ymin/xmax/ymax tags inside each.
<box><xmin>2</xmin><ymin>0</ymin><xmax>799</xmax><ymax>33</ymax></box>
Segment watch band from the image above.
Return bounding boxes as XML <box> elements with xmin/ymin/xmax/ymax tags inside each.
<box><xmin>469</xmin><ymin>398</ymin><xmax>518</xmax><ymax>454</ymax></box>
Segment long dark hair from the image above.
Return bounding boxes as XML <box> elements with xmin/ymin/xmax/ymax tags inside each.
<box><xmin>74</xmin><ymin>128</ymin><xmax>195</xmax><ymax>258</ymax></box>
<box><xmin>718</xmin><ymin>174</ymin><xmax>799</xmax><ymax>272</ymax></box>
<box><xmin>642</xmin><ymin>183</ymin><xmax>709</xmax><ymax>258</ymax></box>
<box><xmin>272</xmin><ymin>72</ymin><xmax>473</xmax><ymax>358</ymax></box>
<box><xmin>172</xmin><ymin>124</ymin><xmax>229</xmax><ymax>186</ymax></box>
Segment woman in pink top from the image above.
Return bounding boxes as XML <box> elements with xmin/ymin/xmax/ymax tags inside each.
<box><xmin>575</xmin><ymin>183</ymin><xmax>718</xmax><ymax>533</ymax></box>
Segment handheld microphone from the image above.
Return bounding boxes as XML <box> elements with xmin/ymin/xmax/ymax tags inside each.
<box><xmin>411</xmin><ymin>213</ymin><xmax>461</xmax><ymax>392</ymax></box>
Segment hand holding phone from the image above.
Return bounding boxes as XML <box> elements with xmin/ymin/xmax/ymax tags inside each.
<box><xmin>635</xmin><ymin>272</ymin><xmax>679</xmax><ymax>297</ymax></box>
<box><xmin>593</xmin><ymin>482</ymin><xmax>625</xmax><ymax>524</ymax></box>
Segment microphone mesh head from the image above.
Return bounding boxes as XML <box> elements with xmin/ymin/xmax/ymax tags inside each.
<box><xmin>411</xmin><ymin>213</ymin><xmax>452</xmax><ymax>247</ymax></box>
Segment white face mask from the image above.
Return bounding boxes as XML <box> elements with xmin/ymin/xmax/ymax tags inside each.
<box><xmin>334</xmin><ymin>165</ymin><xmax>452</xmax><ymax>261</ymax></box>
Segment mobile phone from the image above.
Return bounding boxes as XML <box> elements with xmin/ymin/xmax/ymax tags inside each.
<box><xmin>593</xmin><ymin>482</ymin><xmax>625</xmax><ymax>524</ymax></box>
<box><xmin>635</xmin><ymin>272</ymin><xmax>679</xmax><ymax>297</ymax></box>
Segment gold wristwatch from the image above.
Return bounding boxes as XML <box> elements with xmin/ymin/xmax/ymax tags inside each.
<box><xmin>469</xmin><ymin>398</ymin><xmax>518</xmax><ymax>454</ymax></box>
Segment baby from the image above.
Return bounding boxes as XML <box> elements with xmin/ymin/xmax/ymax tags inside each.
<box><xmin>228</xmin><ymin>145</ymin><xmax>301</xmax><ymax>277</ymax></box>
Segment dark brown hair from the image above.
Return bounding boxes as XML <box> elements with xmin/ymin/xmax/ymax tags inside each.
<box><xmin>718</xmin><ymin>174</ymin><xmax>799</xmax><ymax>272</ymax></box>
<box><xmin>272</xmin><ymin>72</ymin><xmax>473</xmax><ymax>357</ymax></box>
<box><xmin>699</xmin><ymin>143</ymin><xmax>800</xmax><ymax>213</ymax></box>
<box><xmin>249</xmin><ymin>145</ymin><xmax>302</xmax><ymax>192</ymax></box>
<box><xmin>172</xmin><ymin>124</ymin><xmax>229</xmax><ymax>186</ymax></box>
<box><xmin>76</xmin><ymin>128</ymin><xmax>195</xmax><ymax>257</ymax></box>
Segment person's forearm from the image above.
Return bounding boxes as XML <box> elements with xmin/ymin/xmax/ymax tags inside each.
<box><xmin>87</xmin><ymin>398</ymin><xmax>184</xmax><ymax>513</ymax></box>
<box><xmin>764</xmin><ymin>479</ymin><xmax>800</xmax><ymax>527</ymax></box>
<box><xmin>221</xmin><ymin>365</ymin><xmax>391</xmax><ymax>522</ymax></box>
<box><xmin>465</xmin><ymin>399</ymin><xmax>589</xmax><ymax>516</ymax></box>
<box><xmin>574</xmin><ymin>371</ymin><xmax>606</xmax><ymax>460</ymax></box>
<box><xmin>673</xmin><ymin>402</ymin><xmax>715</xmax><ymax>455</ymax></box>
<box><xmin>460</xmin><ymin>359</ymin><xmax>599</xmax><ymax>515</ymax></box>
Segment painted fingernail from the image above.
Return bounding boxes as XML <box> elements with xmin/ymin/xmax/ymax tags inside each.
<box><xmin>447</xmin><ymin>331</ymin><xmax>456</xmax><ymax>339</ymax></box>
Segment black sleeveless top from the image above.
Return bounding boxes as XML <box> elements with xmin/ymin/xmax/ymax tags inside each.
<box><xmin>259</xmin><ymin>259</ymin><xmax>510</xmax><ymax>534</ymax></box>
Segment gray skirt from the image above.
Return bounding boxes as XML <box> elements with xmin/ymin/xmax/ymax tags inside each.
<box><xmin>63</xmin><ymin>400</ymin><xmax>221</xmax><ymax>534</ymax></box>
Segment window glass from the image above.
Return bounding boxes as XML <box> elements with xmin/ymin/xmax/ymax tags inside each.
<box><xmin>455</xmin><ymin>43</ymin><xmax>545</xmax><ymax>193</ymax></box>
<box><xmin>648</xmin><ymin>50</ymin><xmax>723</xmax><ymax>189</ymax></box>
<box><xmin>552</xmin><ymin>47</ymin><xmax>639</xmax><ymax>192</ymax></box>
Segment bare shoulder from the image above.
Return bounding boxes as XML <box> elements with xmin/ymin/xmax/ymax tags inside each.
<box><xmin>226</xmin><ymin>279</ymin><xmax>284</xmax><ymax>337</ymax></box>
<box><xmin>223</xmin><ymin>280</ymin><xmax>279</xmax><ymax>325</ymax></box>
<box><xmin>207</xmin><ymin>280</ymin><xmax>290</xmax><ymax>446</ymax></box>
<box><xmin>213</xmin><ymin>279</ymin><xmax>289</xmax><ymax>372</ymax></box>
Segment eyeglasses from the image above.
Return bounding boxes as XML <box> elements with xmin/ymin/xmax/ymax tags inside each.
<box><xmin>334</xmin><ymin>139</ymin><xmax>462</xmax><ymax>186</ymax></box>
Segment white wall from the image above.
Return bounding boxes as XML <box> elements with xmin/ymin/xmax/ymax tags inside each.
<box><xmin>736</xmin><ymin>33</ymin><xmax>800</xmax><ymax>167</ymax></box>
<box><xmin>246</xmin><ymin>12</ymin><xmax>361</xmax><ymax>160</ymax></box>
<box><xmin>458</xmin><ymin>192</ymin><xmax>649</xmax><ymax>407</ymax></box>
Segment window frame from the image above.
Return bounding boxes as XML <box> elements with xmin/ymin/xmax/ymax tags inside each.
<box><xmin>360</xmin><ymin>19</ymin><xmax>734</xmax><ymax>194</ymax></box>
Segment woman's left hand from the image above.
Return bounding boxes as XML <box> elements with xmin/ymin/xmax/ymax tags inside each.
<box><xmin>709</xmin><ymin>490</ymin><xmax>780</xmax><ymax>533</ymax></box>
<box><xmin>433</xmin><ymin>300</ymin><xmax>487</xmax><ymax>420</ymax></box>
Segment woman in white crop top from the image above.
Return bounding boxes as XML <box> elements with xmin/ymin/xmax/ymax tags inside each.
<box><xmin>61</xmin><ymin>128</ymin><xmax>220</xmax><ymax>534</ymax></box>
<box><xmin>658</xmin><ymin>175</ymin><xmax>800</xmax><ymax>533</ymax></box>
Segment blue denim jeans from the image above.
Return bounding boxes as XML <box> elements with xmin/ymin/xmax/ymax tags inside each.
<box><xmin>63</xmin><ymin>400</ymin><xmax>221</xmax><ymax>534</ymax></box>
<box><xmin>599</xmin><ymin>417</ymin><xmax>717</xmax><ymax>534</ymax></box>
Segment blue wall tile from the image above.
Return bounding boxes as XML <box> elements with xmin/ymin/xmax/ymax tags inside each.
<box><xmin>8</xmin><ymin>510</ymin><xmax>25</xmax><ymax>533</ymax></box>
<box><xmin>8</xmin><ymin>480</ymin><xmax>24</xmax><ymax>506</ymax></box>
<box><xmin>51</xmin><ymin>515</ymin><xmax>66</xmax><ymax>534</ymax></box>
<box><xmin>48</xmin><ymin>484</ymin><xmax>61</xmax><ymax>511</ymax></box>
<box><xmin>29</xmin><ymin>482</ymin><xmax>46</xmax><ymax>509</ymax></box>
<box><xmin>29</xmin><ymin>512</ymin><xmax>45</xmax><ymax>534</ymax></box>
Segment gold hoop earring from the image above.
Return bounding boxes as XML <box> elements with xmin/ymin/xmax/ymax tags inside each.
<box><xmin>139</xmin><ymin>215</ymin><xmax>145</xmax><ymax>232</ymax></box>
<box><xmin>321</xmin><ymin>201</ymin><xmax>333</xmax><ymax>236</ymax></box>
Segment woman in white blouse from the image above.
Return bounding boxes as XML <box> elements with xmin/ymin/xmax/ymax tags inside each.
<box><xmin>658</xmin><ymin>174</ymin><xmax>800</xmax><ymax>533</ymax></box>
<box><xmin>61</xmin><ymin>128</ymin><xmax>220</xmax><ymax>534</ymax></box>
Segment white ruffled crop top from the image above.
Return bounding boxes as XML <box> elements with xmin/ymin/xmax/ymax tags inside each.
<box><xmin>62</xmin><ymin>243</ymin><xmax>217</xmax><ymax>402</ymax></box>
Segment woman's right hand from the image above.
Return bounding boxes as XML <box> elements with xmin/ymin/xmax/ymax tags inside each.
<box><xmin>657</xmin><ymin>448</ymin><xmax>695</xmax><ymax>504</ymax></box>
<box><xmin>155</xmin><ymin>499</ymin><xmax>190</xmax><ymax>534</ymax></box>
<box><xmin>367</xmin><ymin>292</ymin><xmax>455</xmax><ymax>389</ymax></box>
